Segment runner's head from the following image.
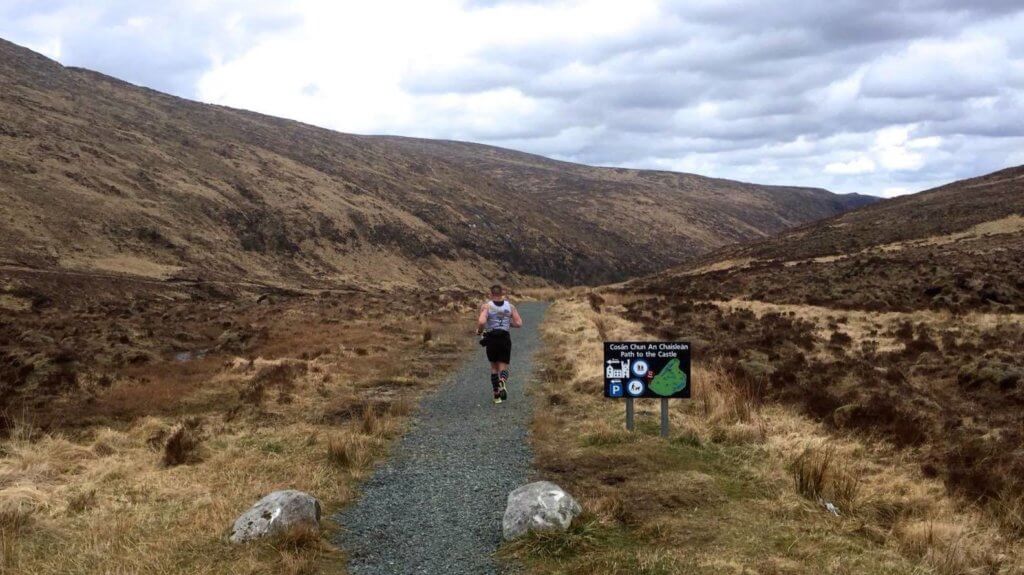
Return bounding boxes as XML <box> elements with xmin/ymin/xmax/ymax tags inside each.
<box><xmin>490</xmin><ymin>284</ymin><xmax>504</xmax><ymax>300</ymax></box>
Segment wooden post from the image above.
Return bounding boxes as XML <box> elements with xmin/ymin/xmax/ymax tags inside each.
<box><xmin>626</xmin><ymin>397</ymin><xmax>635</xmax><ymax>431</ymax></box>
<box><xmin>660</xmin><ymin>398</ymin><xmax>669</xmax><ymax>438</ymax></box>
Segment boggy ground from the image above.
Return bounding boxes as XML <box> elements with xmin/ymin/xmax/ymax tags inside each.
<box><xmin>619</xmin><ymin>295</ymin><xmax>1024</xmax><ymax>533</ymax></box>
<box><xmin>0</xmin><ymin>269</ymin><xmax>477</xmax><ymax>574</ymax></box>
<box><xmin>508</xmin><ymin>296</ymin><xmax>1023</xmax><ymax>574</ymax></box>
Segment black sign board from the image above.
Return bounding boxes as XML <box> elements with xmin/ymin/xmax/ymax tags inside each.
<box><xmin>604</xmin><ymin>342</ymin><xmax>691</xmax><ymax>399</ymax></box>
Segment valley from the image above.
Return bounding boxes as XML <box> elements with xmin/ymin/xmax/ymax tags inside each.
<box><xmin>576</xmin><ymin>167</ymin><xmax>1024</xmax><ymax>573</ymax></box>
<box><xmin>1</xmin><ymin>30</ymin><xmax>1022</xmax><ymax>575</ymax></box>
<box><xmin>0</xmin><ymin>37</ymin><xmax>872</xmax><ymax>292</ymax></box>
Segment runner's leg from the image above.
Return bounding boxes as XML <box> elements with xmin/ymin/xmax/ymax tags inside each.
<box><xmin>490</xmin><ymin>363</ymin><xmax>501</xmax><ymax>396</ymax></box>
<box><xmin>496</xmin><ymin>362</ymin><xmax>509</xmax><ymax>400</ymax></box>
<box><xmin>497</xmin><ymin>334</ymin><xmax>511</xmax><ymax>400</ymax></box>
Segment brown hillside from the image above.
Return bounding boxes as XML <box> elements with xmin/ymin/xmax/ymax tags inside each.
<box><xmin>633</xmin><ymin>165</ymin><xmax>1024</xmax><ymax>312</ymax></box>
<box><xmin>615</xmin><ymin>166</ymin><xmax>1024</xmax><ymax>532</ymax></box>
<box><xmin>0</xmin><ymin>35</ymin><xmax>874</xmax><ymax>422</ymax></box>
<box><xmin>0</xmin><ymin>37</ymin><xmax>872</xmax><ymax>291</ymax></box>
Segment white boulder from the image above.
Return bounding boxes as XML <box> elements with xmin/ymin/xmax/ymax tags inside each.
<box><xmin>502</xmin><ymin>481</ymin><xmax>582</xmax><ymax>541</ymax></box>
<box><xmin>229</xmin><ymin>490</ymin><xmax>321</xmax><ymax>544</ymax></box>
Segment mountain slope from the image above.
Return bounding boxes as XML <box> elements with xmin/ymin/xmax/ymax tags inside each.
<box><xmin>631</xmin><ymin>164</ymin><xmax>1024</xmax><ymax>312</ymax></box>
<box><xmin>614</xmin><ymin>166</ymin><xmax>1024</xmax><ymax>528</ymax></box>
<box><xmin>0</xmin><ymin>38</ymin><xmax>873</xmax><ymax>290</ymax></box>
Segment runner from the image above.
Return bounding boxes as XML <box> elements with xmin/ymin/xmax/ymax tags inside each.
<box><xmin>475</xmin><ymin>284</ymin><xmax>523</xmax><ymax>404</ymax></box>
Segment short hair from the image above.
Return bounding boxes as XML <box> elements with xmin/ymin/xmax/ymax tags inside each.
<box><xmin>490</xmin><ymin>284</ymin><xmax>503</xmax><ymax>294</ymax></box>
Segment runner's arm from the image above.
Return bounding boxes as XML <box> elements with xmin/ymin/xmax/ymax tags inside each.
<box><xmin>510</xmin><ymin>305</ymin><xmax>523</xmax><ymax>328</ymax></box>
<box><xmin>476</xmin><ymin>304</ymin><xmax>488</xmax><ymax>335</ymax></box>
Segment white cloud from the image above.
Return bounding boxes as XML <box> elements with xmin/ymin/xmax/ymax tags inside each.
<box><xmin>825</xmin><ymin>156</ymin><xmax>876</xmax><ymax>175</ymax></box>
<box><xmin>881</xmin><ymin>186</ymin><xmax>912</xmax><ymax>197</ymax></box>
<box><xmin>868</xmin><ymin>125</ymin><xmax>945</xmax><ymax>171</ymax></box>
<box><xmin>861</xmin><ymin>34</ymin><xmax>1016</xmax><ymax>99</ymax></box>
<box><xmin>196</xmin><ymin>0</ymin><xmax>661</xmax><ymax>138</ymax></box>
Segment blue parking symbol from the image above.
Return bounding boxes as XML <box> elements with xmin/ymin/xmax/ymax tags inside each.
<box><xmin>608</xmin><ymin>382</ymin><xmax>624</xmax><ymax>397</ymax></box>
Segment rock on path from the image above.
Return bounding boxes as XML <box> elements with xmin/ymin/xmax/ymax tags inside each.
<box><xmin>335</xmin><ymin>302</ymin><xmax>548</xmax><ymax>575</ymax></box>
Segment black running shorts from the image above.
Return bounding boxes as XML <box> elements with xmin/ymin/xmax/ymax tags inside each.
<box><xmin>484</xmin><ymin>330</ymin><xmax>512</xmax><ymax>363</ymax></box>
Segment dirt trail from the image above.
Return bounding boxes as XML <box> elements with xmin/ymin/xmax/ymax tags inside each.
<box><xmin>335</xmin><ymin>302</ymin><xmax>548</xmax><ymax>574</ymax></box>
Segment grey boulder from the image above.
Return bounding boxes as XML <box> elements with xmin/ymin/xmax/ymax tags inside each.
<box><xmin>502</xmin><ymin>481</ymin><xmax>582</xmax><ymax>540</ymax></box>
<box><xmin>229</xmin><ymin>489</ymin><xmax>322</xmax><ymax>544</ymax></box>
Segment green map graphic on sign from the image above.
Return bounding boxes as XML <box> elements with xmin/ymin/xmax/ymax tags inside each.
<box><xmin>650</xmin><ymin>358</ymin><xmax>688</xmax><ymax>396</ymax></box>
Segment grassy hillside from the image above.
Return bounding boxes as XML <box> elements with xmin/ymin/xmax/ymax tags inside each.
<box><xmin>510</xmin><ymin>296</ymin><xmax>1019</xmax><ymax>574</ymax></box>
<box><xmin>633</xmin><ymin>165</ymin><xmax>1024</xmax><ymax>312</ymax></box>
<box><xmin>608</xmin><ymin>166</ymin><xmax>1024</xmax><ymax>561</ymax></box>
<box><xmin>0</xmin><ymin>37</ymin><xmax>872</xmax><ymax>291</ymax></box>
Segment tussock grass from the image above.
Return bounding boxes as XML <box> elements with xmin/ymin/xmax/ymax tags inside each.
<box><xmin>0</xmin><ymin>486</ymin><xmax>48</xmax><ymax>531</ymax></box>
<box><xmin>991</xmin><ymin>489</ymin><xmax>1024</xmax><ymax>537</ymax></box>
<box><xmin>893</xmin><ymin>520</ymin><xmax>1004</xmax><ymax>575</ymax></box>
<box><xmin>790</xmin><ymin>445</ymin><xmax>860</xmax><ymax>512</ymax></box>
<box><xmin>510</xmin><ymin>297</ymin><xmax>1022</xmax><ymax>575</ymax></box>
<box><xmin>500</xmin><ymin>513</ymin><xmax>612</xmax><ymax>560</ymax></box>
<box><xmin>326</xmin><ymin>433</ymin><xmax>375</xmax><ymax>470</ymax></box>
<box><xmin>387</xmin><ymin>396</ymin><xmax>416</xmax><ymax>418</ymax></box>
<box><xmin>0</xmin><ymin>300</ymin><xmax>470</xmax><ymax>574</ymax></box>
<box><xmin>162</xmin><ymin>419</ymin><xmax>203</xmax><ymax>467</ymax></box>
<box><xmin>792</xmin><ymin>446</ymin><xmax>832</xmax><ymax>501</ymax></box>
<box><xmin>240</xmin><ymin>361</ymin><xmax>307</xmax><ymax>405</ymax></box>
<box><xmin>693</xmin><ymin>360</ymin><xmax>765</xmax><ymax>444</ymax></box>
<box><xmin>65</xmin><ymin>487</ymin><xmax>97</xmax><ymax>514</ymax></box>
<box><xmin>360</xmin><ymin>405</ymin><xmax>383</xmax><ymax>436</ymax></box>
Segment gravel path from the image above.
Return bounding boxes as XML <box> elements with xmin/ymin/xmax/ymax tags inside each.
<box><xmin>335</xmin><ymin>302</ymin><xmax>548</xmax><ymax>575</ymax></box>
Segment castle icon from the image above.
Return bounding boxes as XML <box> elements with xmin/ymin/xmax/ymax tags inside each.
<box><xmin>606</xmin><ymin>359</ymin><xmax>630</xmax><ymax>379</ymax></box>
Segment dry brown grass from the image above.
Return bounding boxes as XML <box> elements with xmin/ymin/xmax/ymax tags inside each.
<box><xmin>162</xmin><ymin>419</ymin><xmax>204</xmax><ymax>467</ymax></box>
<box><xmin>994</xmin><ymin>491</ymin><xmax>1024</xmax><ymax>537</ymax></box>
<box><xmin>0</xmin><ymin>297</ymin><xmax>470</xmax><ymax>574</ymax></box>
<box><xmin>791</xmin><ymin>446</ymin><xmax>832</xmax><ymax>501</ymax></box>
<box><xmin>0</xmin><ymin>486</ymin><xmax>48</xmax><ymax>532</ymax></box>
<box><xmin>712</xmin><ymin>298</ymin><xmax>1024</xmax><ymax>354</ymax></box>
<box><xmin>518</xmin><ymin>286</ymin><xmax>589</xmax><ymax>302</ymax></box>
<box><xmin>511</xmin><ymin>297</ymin><xmax>1023</xmax><ymax>575</ymax></box>
<box><xmin>624</xmin><ymin>293</ymin><xmax>1024</xmax><ymax>545</ymax></box>
<box><xmin>356</xmin><ymin>403</ymin><xmax>402</xmax><ymax>440</ymax></box>
<box><xmin>326</xmin><ymin>433</ymin><xmax>376</xmax><ymax>470</ymax></box>
<box><xmin>692</xmin><ymin>360</ymin><xmax>765</xmax><ymax>444</ymax></box>
<box><xmin>790</xmin><ymin>445</ymin><xmax>860</xmax><ymax>512</ymax></box>
<box><xmin>894</xmin><ymin>520</ymin><xmax>1005</xmax><ymax>575</ymax></box>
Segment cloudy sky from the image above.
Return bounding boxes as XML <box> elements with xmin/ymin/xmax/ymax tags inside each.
<box><xmin>3</xmin><ymin>0</ymin><xmax>1024</xmax><ymax>196</ymax></box>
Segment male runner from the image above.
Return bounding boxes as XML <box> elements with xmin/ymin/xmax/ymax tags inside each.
<box><xmin>476</xmin><ymin>284</ymin><xmax>523</xmax><ymax>404</ymax></box>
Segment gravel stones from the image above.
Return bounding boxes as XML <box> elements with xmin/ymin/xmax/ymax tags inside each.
<box><xmin>335</xmin><ymin>302</ymin><xmax>548</xmax><ymax>575</ymax></box>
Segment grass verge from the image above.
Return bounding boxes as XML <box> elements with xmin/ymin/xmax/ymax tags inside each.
<box><xmin>506</xmin><ymin>295</ymin><xmax>1021</xmax><ymax>575</ymax></box>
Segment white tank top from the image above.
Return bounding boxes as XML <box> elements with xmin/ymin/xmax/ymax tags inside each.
<box><xmin>484</xmin><ymin>300</ymin><xmax>512</xmax><ymax>332</ymax></box>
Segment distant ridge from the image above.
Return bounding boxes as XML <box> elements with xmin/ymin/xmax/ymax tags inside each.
<box><xmin>628</xmin><ymin>164</ymin><xmax>1024</xmax><ymax>312</ymax></box>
